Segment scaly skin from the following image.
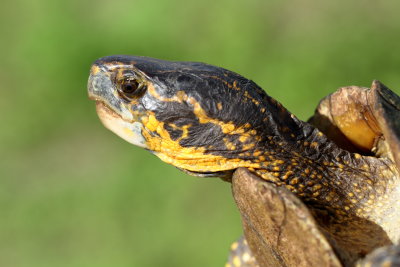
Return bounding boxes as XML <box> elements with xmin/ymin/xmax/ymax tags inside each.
<box><xmin>88</xmin><ymin>55</ymin><xmax>400</xmax><ymax>264</ymax></box>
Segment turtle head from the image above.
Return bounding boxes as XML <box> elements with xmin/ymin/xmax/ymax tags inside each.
<box><xmin>88</xmin><ymin>55</ymin><xmax>302</xmax><ymax>177</ymax></box>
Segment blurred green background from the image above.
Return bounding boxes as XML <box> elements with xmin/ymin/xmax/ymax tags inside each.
<box><xmin>1</xmin><ymin>0</ymin><xmax>400</xmax><ymax>266</ymax></box>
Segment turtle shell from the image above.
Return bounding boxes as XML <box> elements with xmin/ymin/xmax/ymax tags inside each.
<box><xmin>232</xmin><ymin>81</ymin><xmax>400</xmax><ymax>267</ymax></box>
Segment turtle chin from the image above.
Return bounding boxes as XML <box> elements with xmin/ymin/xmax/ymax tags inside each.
<box><xmin>95</xmin><ymin>102</ymin><xmax>148</xmax><ymax>149</ymax></box>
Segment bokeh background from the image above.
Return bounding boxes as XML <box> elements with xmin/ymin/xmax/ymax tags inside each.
<box><xmin>1</xmin><ymin>0</ymin><xmax>400</xmax><ymax>266</ymax></box>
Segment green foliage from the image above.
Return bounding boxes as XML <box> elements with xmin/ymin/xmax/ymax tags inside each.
<box><xmin>1</xmin><ymin>0</ymin><xmax>399</xmax><ymax>266</ymax></box>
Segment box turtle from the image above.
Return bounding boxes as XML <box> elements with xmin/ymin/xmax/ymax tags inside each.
<box><xmin>87</xmin><ymin>55</ymin><xmax>400</xmax><ymax>267</ymax></box>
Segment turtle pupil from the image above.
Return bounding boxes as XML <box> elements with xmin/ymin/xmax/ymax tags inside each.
<box><xmin>122</xmin><ymin>81</ymin><xmax>138</xmax><ymax>94</ymax></box>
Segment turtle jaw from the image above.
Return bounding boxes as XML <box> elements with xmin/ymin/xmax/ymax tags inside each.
<box><xmin>88</xmin><ymin>64</ymin><xmax>148</xmax><ymax>149</ymax></box>
<box><xmin>94</xmin><ymin>102</ymin><xmax>147</xmax><ymax>148</ymax></box>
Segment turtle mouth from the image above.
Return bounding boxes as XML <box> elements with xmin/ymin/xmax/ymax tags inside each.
<box><xmin>94</xmin><ymin>101</ymin><xmax>148</xmax><ymax>149</ymax></box>
<box><xmin>95</xmin><ymin>101</ymin><xmax>121</xmax><ymax>121</ymax></box>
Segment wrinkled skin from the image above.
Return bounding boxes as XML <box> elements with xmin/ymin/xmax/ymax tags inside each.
<box><xmin>88</xmin><ymin>55</ymin><xmax>400</xmax><ymax>266</ymax></box>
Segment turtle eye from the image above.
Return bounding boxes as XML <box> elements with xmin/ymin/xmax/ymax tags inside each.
<box><xmin>121</xmin><ymin>80</ymin><xmax>139</xmax><ymax>94</ymax></box>
<box><xmin>118</xmin><ymin>78</ymin><xmax>146</xmax><ymax>100</ymax></box>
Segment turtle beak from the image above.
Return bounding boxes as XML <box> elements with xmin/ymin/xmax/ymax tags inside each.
<box><xmin>87</xmin><ymin>74</ymin><xmax>97</xmax><ymax>101</ymax></box>
<box><xmin>87</xmin><ymin>64</ymin><xmax>104</xmax><ymax>101</ymax></box>
<box><xmin>87</xmin><ymin>63</ymin><xmax>133</xmax><ymax>122</ymax></box>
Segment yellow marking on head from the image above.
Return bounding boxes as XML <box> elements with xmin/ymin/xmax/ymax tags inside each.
<box><xmin>223</xmin><ymin>138</ymin><xmax>236</xmax><ymax>150</ymax></box>
<box><xmin>149</xmin><ymin>85</ymin><xmax>254</xmax><ymax>141</ymax></box>
<box><xmin>141</xmin><ymin>114</ymin><xmax>261</xmax><ymax>173</ymax></box>
<box><xmin>178</xmin><ymin>125</ymin><xmax>190</xmax><ymax>140</ymax></box>
<box><xmin>187</xmin><ymin>97</ymin><xmax>239</xmax><ymax>134</ymax></box>
<box><xmin>232</xmin><ymin>81</ymin><xmax>240</xmax><ymax>90</ymax></box>
<box><xmin>148</xmin><ymin>84</ymin><xmax>188</xmax><ymax>103</ymax></box>
<box><xmin>146</xmin><ymin>114</ymin><xmax>159</xmax><ymax>132</ymax></box>
<box><xmin>90</xmin><ymin>64</ymin><xmax>101</xmax><ymax>75</ymax></box>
